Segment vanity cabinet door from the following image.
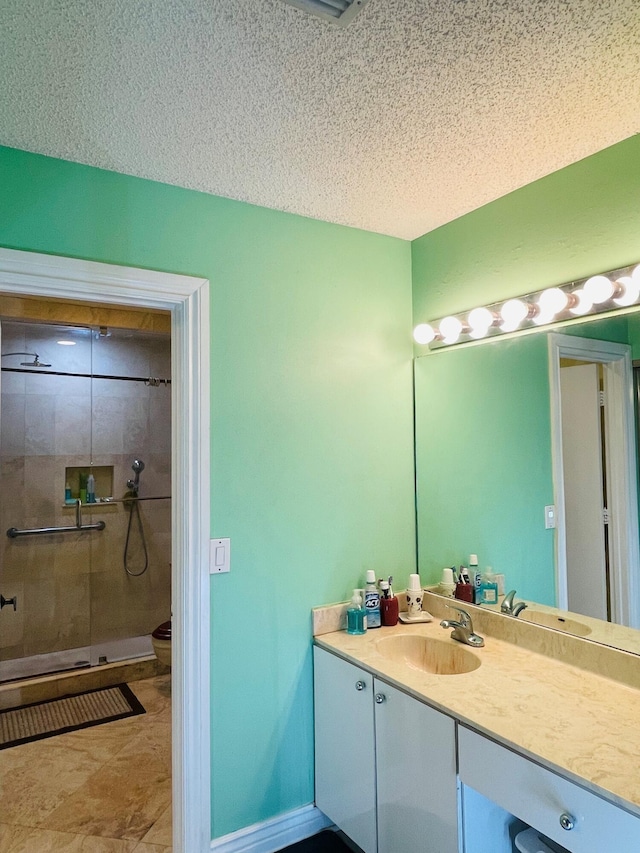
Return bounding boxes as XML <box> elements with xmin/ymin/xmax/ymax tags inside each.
<box><xmin>374</xmin><ymin>679</ymin><xmax>459</xmax><ymax>853</ymax></box>
<box><xmin>314</xmin><ymin>647</ymin><xmax>377</xmax><ymax>853</ymax></box>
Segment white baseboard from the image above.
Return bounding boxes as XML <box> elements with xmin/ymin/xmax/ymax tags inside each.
<box><xmin>210</xmin><ymin>804</ymin><xmax>333</xmax><ymax>853</ymax></box>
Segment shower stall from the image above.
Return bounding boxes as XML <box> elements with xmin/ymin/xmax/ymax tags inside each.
<box><xmin>0</xmin><ymin>318</ymin><xmax>172</xmax><ymax>682</ymax></box>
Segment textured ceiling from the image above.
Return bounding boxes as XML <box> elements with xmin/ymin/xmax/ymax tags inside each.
<box><xmin>1</xmin><ymin>0</ymin><xmax>638</xmax><ymax>239</ymax></box>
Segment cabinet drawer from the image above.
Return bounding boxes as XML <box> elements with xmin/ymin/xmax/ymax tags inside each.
<box><xmin>458</xmin><ymin>726</ymin><xmax>640</xmax><ymax>853</ymax></box>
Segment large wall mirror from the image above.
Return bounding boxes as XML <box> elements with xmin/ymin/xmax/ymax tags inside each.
<box><xmin>414</xmin><ymin>311</ymin><xmax>640</xmax><ymax>656</ymax></box>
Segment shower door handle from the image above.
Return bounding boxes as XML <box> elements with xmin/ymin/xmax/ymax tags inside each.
<box><xmin>0</xmin><ymin>594</ymin><xmax>17</xmax><ymax>611</ymax></box>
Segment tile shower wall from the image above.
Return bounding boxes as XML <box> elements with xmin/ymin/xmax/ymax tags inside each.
<box><xmin>0</xmin><ymin>321</ymin><xmax>171</xmax><ymax>667</ymax></box>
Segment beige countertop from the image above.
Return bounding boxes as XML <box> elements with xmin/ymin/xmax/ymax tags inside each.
<box><xmin>314</xmin><ymin>618</ymin><xmax>640</xmax><ymax>818</ymax></box>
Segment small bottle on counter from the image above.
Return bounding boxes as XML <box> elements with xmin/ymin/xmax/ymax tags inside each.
<box><xmin>470</xmin><ymin>554</ymin><xmax>482</xmax><ymax>604</ymax></box>
<box><xmin>481</xmin><ymin>569</ymin><xmax>499</xmax><ymax>605</ymax></box>
<box><xmin>364</xmin><ymin>570</ymin><xmax>381</xmax><ymax>628</ymax></box>
<box><xmin>346</xmin><ymin>589</ymin><xmax>367</xmax><ymax>635</ymax></box>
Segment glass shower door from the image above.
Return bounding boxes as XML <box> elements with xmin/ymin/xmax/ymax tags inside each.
<box><xmin>0</xmin><ymin>319</ymin><xmax>95</xmax><ymax>681</ymax></box>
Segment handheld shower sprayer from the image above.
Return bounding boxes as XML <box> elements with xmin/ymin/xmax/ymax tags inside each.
<box><xmin>127</xmin><ymin>458</ymin><xmax>145</xmax><ymax>495</ymax></box>
<box><xmin>124</xmin><ymin>459</ymin><xmax>148</xmax><ymax>577</ymax></box>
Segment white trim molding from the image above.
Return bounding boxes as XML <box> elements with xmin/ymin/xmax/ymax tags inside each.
<box><xmin>0</xmin><ymin>247</ymin><xmax>212</xmax><ymax>852</ymax></box>
<box><xmin>548</xmin><ymin>332</ymin><xmax>640</xmax><ymax>629</ymax></box>
<box><xmin>210</xmin><ymin>805</ymin><xmax>333</xmax><ymax>853</ymax></box>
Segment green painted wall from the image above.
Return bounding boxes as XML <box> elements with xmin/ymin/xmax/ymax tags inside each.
<box><xmin>412</xmin><ymin>135</ymin><xmax>640</xmax><ymax>608</ymax></box>
<box><xmin>415</xmin><ymin>334</ymin><xmax>555</xmax><ymax>603</ymax></box>
<box><xmin>0</xmin><ymin>146</ymin><xmax>416</xmax><ymax>838</ymax></box>
<box><xmin>412</xmin><ymin>135</ymin><xmax>640</xmax><ymax>323</ymax></box>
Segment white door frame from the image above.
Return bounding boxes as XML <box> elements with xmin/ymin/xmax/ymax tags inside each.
<box><xmin>548</xmin><ymin>332</ymin><xmax>640</xmax><ymax>628</ymax></box>
<box><xmin>0</xmin><ymin>248</ymin><xmax>211</xmax><ymax>853</ymax></box>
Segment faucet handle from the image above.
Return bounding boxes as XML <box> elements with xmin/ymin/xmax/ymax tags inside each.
<box><xmin>446</xmin><ymin>604</ymin><xmax>472</xmax><ymax>627</ymax></box>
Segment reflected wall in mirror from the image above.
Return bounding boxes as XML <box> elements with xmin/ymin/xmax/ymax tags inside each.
<box><xmin>414</xmin><ymin>311</ymin><xmax>640</xmax><ymax>654</ymax></box>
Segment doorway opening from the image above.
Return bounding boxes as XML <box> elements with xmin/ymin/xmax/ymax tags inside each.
<box><xmin>0</xmin><ymin>247</ymin><xmax>211</xmax><ymax>853</ymax></box>
<box><xmin>548</xmin><ymin>333</ymin><xmax>640</xmax><ymax>629</ymax></box>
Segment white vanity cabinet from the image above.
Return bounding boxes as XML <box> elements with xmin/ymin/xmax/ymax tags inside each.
<box><xmin>313</xmin><ymin>646</ymin><xmax>459</xmax><ymax>853</ymax></box>
<box><xmin>458</xmin><ymin>725</ymin><xmax>640</xmax><ymax>853</ymax></box>
<box><xmin>314</xmin><ymin>647</ymin><xmax>377</xmax><ymax>853</ymax></box>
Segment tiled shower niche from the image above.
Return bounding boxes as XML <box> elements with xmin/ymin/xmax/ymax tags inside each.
<box><xmin>0</xmin><ymin>320</ymin><xmax>171</xmax><ymax>678</ymax></box>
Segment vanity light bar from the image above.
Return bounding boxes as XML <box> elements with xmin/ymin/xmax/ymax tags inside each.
<box><xmin>414</xmin><ymin>261</ymin><xmax>640</xmax><ymax>348</ymax></box>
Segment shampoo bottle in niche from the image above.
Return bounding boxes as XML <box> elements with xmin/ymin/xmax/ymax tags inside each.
<box><xmin>86</xmin><ymin>473</ymin><xmax>96</xmax><ymax>504</ymax></box>
<box><xmin>346</xmin><ymin>589</ymin><xmax>367</xmax><ymax>635</ymax></box>
<box><xmin>379</xmin><ymin>577</ymin><xmax>399</xmax><ymax>626</ymax></box>
<box><xmin>364</xmin><ymin>570</ymin><xmax>381</xmax><ymax>628</ymax></box>
<box><xmin>65</xmin><ymin>481</ymin><xmax>72</xmax><ymax>503</ymax></box>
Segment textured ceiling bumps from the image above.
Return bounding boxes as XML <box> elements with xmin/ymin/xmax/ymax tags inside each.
<box><xmin>1</xmin><ymin>0</ymin><xmax>639</xmax><ymax>239</ymax></box>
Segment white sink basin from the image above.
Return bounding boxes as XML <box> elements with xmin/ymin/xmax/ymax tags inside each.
<box><xmin>376</xmin><ymin>634</ymin><xmax>481</xmax><ymax>675</ymax></box>
<box><xmin>520</xmin><ymin>610</ymin><xmax>591</xmax><ymax>637</ymax></box>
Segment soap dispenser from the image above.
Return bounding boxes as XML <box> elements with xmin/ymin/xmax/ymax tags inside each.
<box><xmin>346</xmin><ymin>589</ymin><xmax>367</xmax><ymax>635</ymax></box>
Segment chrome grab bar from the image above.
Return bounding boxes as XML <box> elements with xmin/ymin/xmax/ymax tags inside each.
<box><xmin>6</xmin><ymin>499</ymin><xmax>106</xmax><ymax>539</ymax></box>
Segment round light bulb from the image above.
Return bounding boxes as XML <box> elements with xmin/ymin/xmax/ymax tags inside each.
<box><xmin>439</xmin><ymin>315</ymin><xmax>463</xmax><ymax>344</ymax></box>
<box><xmin>568</xmin><ymin>288</ymin><xmax>593</xmax><ymax>316</ymax></box>
<box><xmin>613</xmin><ymin>276</ymin><xmax>640</xmax><ymax>307</ymax></box>
<box><xmin>532</xmin><ymin>308</ymin><xmax>555</xmax><ymax>327</ymax></box>
<box><xmin>538</xmin><ymin>287</ymin><xmax>569</xmax><ymax>315</ymax></box>
<box><xmin>500</xmin><ymin>299</ymin><xmax>529</xmax><ymax>331</ymax></box>
<box><xmin>583</xmin><ymin>275</ymin><xmax>614</xmax><ymax>304</ymax></box>
<box><xmin>413</xmin><ymin>323</ymin><xmax>436</xmax><ymax>345</ymax></box>
<box><xmin>468</xmin><ymin>307</ymin><xmax>494</xmax><ymax>335</ymax></box>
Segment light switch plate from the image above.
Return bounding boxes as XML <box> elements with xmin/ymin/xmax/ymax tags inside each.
<box><xmin>210</xmin><ymin>538</ymin><xmax>230</xmax><ymax>573</ymax></box>
<box><xmin>544</xmin><ymin>505</ymin><xmax>556</xmax><ymax>529</ymax></box>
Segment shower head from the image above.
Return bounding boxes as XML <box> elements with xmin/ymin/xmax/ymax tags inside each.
<box><xmin>1</xmin><ymin>351</ymin><xmax>51</xmax><ymax>368</ymax></box>
<box><xmin>132</xmin><ymin>459</ymin><xmax>145</xmax><ymax>474</ymax></box>
<box><xmin>22</xmin><ymin>356</ymin><xmax>52</xmax><ymax>367</ymax></box>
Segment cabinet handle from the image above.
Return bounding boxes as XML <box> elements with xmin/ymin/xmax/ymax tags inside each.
<box><xmin>559</xmin><ymin>812</ymin><xmax>575</xmax><ymax>831</ymax></box>
<box><xmin>375</xmin><ymin>693</ymin><xmax>386</xmax><ymax>704</ymax></box>
<box><xmin>355</xmin><ymin>680</ymin><xmax>366</xmax><ymax>691</ymax></box>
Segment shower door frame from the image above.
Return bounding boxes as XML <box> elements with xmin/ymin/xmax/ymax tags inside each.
<box><xmin>0</xmin><ymin>248</ymin><xmax>211</xmax><ymax>853</ymax></box>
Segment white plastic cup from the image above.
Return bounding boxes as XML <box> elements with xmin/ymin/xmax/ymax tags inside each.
<box><xmin>408</xmin><ymin>573</ymin><xmax>421</xmax><ymax>591</ymax></box>
<box><xmin>441</xmin><ymin>567</ymin><xmax>454</xmax><ymax>585</ymax></box>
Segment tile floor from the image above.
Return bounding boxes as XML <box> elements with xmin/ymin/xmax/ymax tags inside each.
<box><xmin>0</xmin><ymin>674</ymin><xmax>172</xmax><ymax>852</ymax></box>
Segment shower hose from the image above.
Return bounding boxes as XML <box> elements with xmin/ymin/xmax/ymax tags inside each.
<box><xmin>123</xmin><ymin>492</ymin><xmax>149</xmax><ymax>577</ymax></box>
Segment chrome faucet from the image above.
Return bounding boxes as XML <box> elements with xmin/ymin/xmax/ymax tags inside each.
<box><xmin>440</xmin><ymin>605</ymin><xmax>484</xmax><ymax>647</ymax></box>
<box><xmin>501</xmin><ymin>590</ymin><xmax>528</xmax><ymax>617</ymax></box>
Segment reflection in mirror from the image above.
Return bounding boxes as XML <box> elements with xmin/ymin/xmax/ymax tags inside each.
<box><xmin>414</xmin><ymin>312</ymin><xmax>640</xmax><ymax>656</ymax></box>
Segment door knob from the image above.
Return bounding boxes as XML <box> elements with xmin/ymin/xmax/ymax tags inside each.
<box><xmin>0</xmin><ymin>594</ymin><xmax>17</xmax><ymax>611</ymax></box>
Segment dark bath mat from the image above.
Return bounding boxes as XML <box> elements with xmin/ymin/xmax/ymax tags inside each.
<box><xmin>0</xmin><ymin>683</ymin><xmax>145</xmax><ymax>749</ymax></box>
